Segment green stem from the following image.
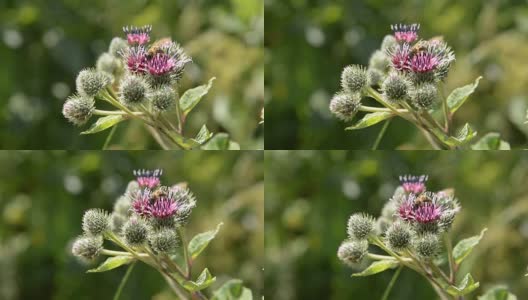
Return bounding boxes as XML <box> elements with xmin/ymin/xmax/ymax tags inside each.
<box><xmin>102</xmin><ymin>125</ymin><xmax>117</xmax><ymax>150</ymax></box>
<box><xmin>178</xmin><ymin>227</ymin><xmax>192</xmax><ymax>278</ymax></box>
<box><xmin>93</xmin><ymin>109</ymin><xmax>144</xmax><ymax>116</ymax></box>
<box><xmin>440</xmin><ymin>83</ymin><xmax>450</xmax><ymax>133</ymax></box>
<box><xmin>444</xmin><ymin>234</ymin><xmax>456</xmax><ymax>284</ymax></box>
<box><xmin>359</xmin><ymin>105</ymin><xmax>408</xmax><ymax>113</ymax></box>
<box><xmin>381</xmin><ymin>265</ymin><xmax>403</xmax><ymax>300</ymax></box>
<box><xmin>113</xmin><ymin>262</ymin><xmax>136</xmax><ymax>300</ymax></box>
<box><xmin>162</xmin><ymin>273</ymin><xmax>189</xmax><ymax>300</ymax></box>
<box><xmin>101</xmin><ymin>249</ymin><xmax>148</xmax><ymax>257</ymax></box>
<box><xmin>372</xmin><ymin>119</ymin><xmax>391</xmax><ymax>150</ymax></box>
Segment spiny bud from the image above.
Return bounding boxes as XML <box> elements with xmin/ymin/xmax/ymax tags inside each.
<box><xmin>411</xmin><ymin>83</ymin><xmax>438</xmax><ymax>110</ymax></box>
<box><xmin>381</xmin><ymin>35</ymin><xmax>397</xmax><ymax>51</ymax></box>
<box><xmin>382</xmin><ymin>72</ymin><xmax>412</xmax><ymax>102</ymax></box>
<box><xmin>82</xmin><ymin>209</ymin><xmax>110</xmax><ymax>236</ymax></box>
<box><xmin>126</xmin><ymin>180</ymin><xmax>140</xmax><ymax>194</ymax></box>
<box><xmin>415</xmin><ymin>222</ymin><xmax>440</xmax><ymax>235</ymax></box>
<box><xmin>149</xmin><ymin>228</ymin><xmax>180</xmax><ymax>253</ymax></box>
<box><xmin>367</xmin><ymin>68</ymin><xmax>384</xmax><ymax>87</ymax></box>
<box><xmin>113</xmin><ymin>195</ymin><xmax>131</xmax><ymax>216</ymax></box>
<box><xmin>62</xmin><ymin>95</ymin><xmax>94</xmax><ymax>126</ymax></box>
<box><xmin>414</xmin><ymin>233</ymin><xmax>439</xmax><ymax>259</ymax></box>
<box><xmin>76</xmin><ymin>68</ymin><xmax>111</xmax><ymax>97</ymax></box>
<box><xmin>96</xmin><ymin>52</ymin><xmax>121</xmax><ymax>77</ymax></box>
<box><xmin>109</xmin><ymin>37</ymin><xmax>128</xmax><ymax>58</ymax></box>
<box><xmin>119</xmin><ymin>74</ymin><xmax>150</xmax><ymax>106</ymax></box>
<box><xmin>150</xmin><ymin>86</ymin><xmax>176</xmax><ymax>112</ymax></box>
<box><xmin>337</xmin><ymin>239</ymin><xmax>368</xmax><ymax>265</ymax></box>
<box><xmin>386</xmin><ymin>221</ymin><xmax>413</xmax><ymax>252</ymax></box>
<box><xmin>329</xmin><ymin>92</ymin><xmax>361</xmax><ymax>122</ymax></box>
<box><xmin>110</xmin><ymin>213</ymin><xmax>126</xmax><ymax>233</ymax></box>
<box><xmin>347</xmin><ymin>213</ymin><xmax>375</xmax><ymax>240</ymax></box>
<box><xmin>368</xmin><ymin>50</ymin><xmax>390</xmax><ymax>71</ymax></box>
<box><xmin>341</xmin><ymin>65</ymin><xmax>367</xmax><ymax>93</ymax></box>
<box><xmin>72</xmin><ymin>235</ymin><xmax>103</xmax><ymax>260</ymax></box>
<box><xmin>439</xmin><ymin>210</ymin><xmax>458</xmax><ymax>231</ymax></box>
<box><xmin>123</xmin><ymin>218</ymin><xmax>149</xmax><ymax>247</ymax></box>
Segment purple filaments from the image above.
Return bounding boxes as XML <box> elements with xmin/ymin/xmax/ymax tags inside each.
<box><xmin>411</xmin><ymin>52</ymin><xmax>440</xmax><ymax>73</ymax></box>
<box><xmin>390</xmin><ymin>44</ymin><xmax>411</xmax><ymax>71</ymax></box>
<box><xmin>123</xmin><ymin>25</ymin><xmax>152</xmax><ymax>45</ymax></box>
<box><xmin>134</xmin><ymin>169</ymin><xmax>162</xmax><ymax>189</ymax></box>
<box><xmin>132</xmin><ymin>190</ymin><xmax>152</xmax><ymax>217</ymax></box>
<box><xmin>399</xmin><ymin>175</ymin><xmax>428</xmax><ymax>194</ymax></box>
<box><xmin>147</xmin><ymin>53</ymin><xmax>177</xmax><ymax>76</ymax></box>
<box><xmin>397</xmin><ymin>193</ymin><xmax>443</xmax><ymax>224</ymax></box>
<box><xmin>391</xmin><ymin>23</ymin><xmax>420</xmax><ymax>43</ymax></box>
<box><xmin>124</xmin><ymin>47</ymin><xmax>148</xmax><ymax>74</ymax></box>
<box><xmin>150</xmin><ymin>197</ymin><xmax>179</xmax><ymax>219</ymax></box>
<box><xmin>413</xmin><ymin>203</ymin><xmax>442</xmax><ymax>223</ymax></box>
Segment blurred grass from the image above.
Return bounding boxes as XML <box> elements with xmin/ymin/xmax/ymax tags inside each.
<box><xmin>265</xmin><ymin>0</ymin><xmax>528</xmax><ymax>149</ymax></box>
<box><xmin>0</xmin><ymin>150</ymin><xmax>263</xmax><ymax>299</ymax></box>
<box><xmin>0</xmin><ymin>0</ymin><xmax>264</xmax><ymax>149</ymax></box>
<box><xmin>265</xmin><ymin>151</ymin><xmax>528</xmax><ymax>299</ymax></box>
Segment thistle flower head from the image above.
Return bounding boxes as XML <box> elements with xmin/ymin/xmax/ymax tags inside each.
<box><xmin>76</xmin><ymin>68</ymin><xmax>111</xmax><ymax>97</ymax></box>
<box><xmin>132</xmin><ymin>189</ymin><xmax>153</xmax><ymax>217</ymax></box>
<box><xmin>121</xmin><ymin>46</ymin><xmax>148</xmax><ymax>74</ymax></box>
<box><xmin>381</xmin><ymin>72</ymin><xmax>412</xmax><ymax>102</ymax></box>
<box><xmin>123</xmin><ymin>218</ymin><xmax>149</xmax><ymax>247</ymax></box>
<box><xmin>347</xmin><ymin>213</ymin><xmax>375</xmax><ymax>240</ymax></box>
<box><xmin>123</xmin><ymin>25</ymin><xmax>152</xmax><ymax>45</ymax></box>
<box><xmin>109</xmin><ymin>37</ymin><xmax>128</xmax><ymax>58</ymax></box>
<box><xmin>411</xmin><ymin>83</ymin><xmax>438</xmax><ymax>110</ymax></box>
<box><xmin>386</xmin><ymin>221</ymin><xmax>413</xmax><ymax>252</ymax></box>
<box><xmin>337</xmin><ymin>239</ymin><xmax>369</xmax><ymax>266</ymax></box>
<box><xmin>399</xmin><ymin>175</ymin><xmax>428</xmax><ymax>194</ymax></box>
<box><xmin>134</xmin><ymin>169</ymin><xmax>162</xmax><ymax>189</ymax></box>
<box><xmin>396</xmin><ymin>192</ymin><xmax>446</xmax><ymax>225</ymax></box>
<box><xmin>72</xmin><ymin>235</ymin><xmax>103</xmax><ymax>260</ymax></box>
<box><xmin>150</xmin><ymin>197</ymin><xmax>179</xmax><ymax>219</ymax></box>
<box><xmin>149</xmin><ymin>228</ymin><xmax>180</xmax><ymax>253</ymax></box>
<box><xmin>119</xmin><ymin>74</ymin><xmax>150</xmax><ymax>106</ymax></box>
<box><xmin>82</xmin><ymin>209</ymin><xmax>110</xmax><ymax>236</ymax></box>
<box><xmin>147</xmin><ymin>42</ymin><xmax>191</xmax><ymax>84</ymax></box>
<box><xmin>391</xmin><ymin>23</ymin><xmax>420</xmax><ymax>43</ymax></box>
<box><xmin>387</xmin><ymin>43</ymin><xmax>411</xmax><ymax>71</ymax></box>
<box><xmin>62</xmin><ymin>95</ymin><xmax>94</xmax><ymax>126</ymax></box>
<box><xmin>150</xmin><ymin>86</ymin><xmax>176</xmax><ymax>112</ymax></box>
<box><xmin>341</xmin><ymin>65</ymin><xmax>367</xmax><ymax>93</ymax></box>
<box><xmin>414</xmin><ymin>233</ymin><xmax>440</xmax><ymax>259</ymax></box>
<box><xmin>367</xmin><ymin>68</ymin><xmax>384</xmax><ymax>87</ymax></box>
<box><xmin>368</xmin><ymin>50</ymin><xmax>390</xmax><ymax>72</ymax></box>
<box><xmin>411</xmin><ymin>51</ymin><xmax>440</xmax><ymax>73</ymax></box>
<box><xmin>96</xmin><ymin>52</ymin><xmax>121</xmax><ymax>77</ymax></box>
<box><xmin>329</xmin><ymin>92</ymin><xmax>361</xmax><ymax>122</ymax></box>
<box><xmin>381</xmin><ymin>34</ymin><xmax>397</xmax><ymax>51</ymax></box>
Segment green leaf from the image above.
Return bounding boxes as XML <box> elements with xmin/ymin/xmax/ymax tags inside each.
<box><xmin>454</xmin><ymin>123</ymin><xmax>477</xmax><ymax>145</ymax></box>
<box><xmin>181</xmin><ymin>268</ymin><xmax>216</xmax><ymax>292</ymax></box>
<box><xmin>212</xmin><ymin>279</ymin><xmax>253</xmax><ymax>300</ymax></box>
<box><xmin>162</xmin><ymin>130</ymin><xmax>201</xmax><ymax>150</ymax></box>
<box><xmin>188</xmin><ymin>222</ymin><xmax>223</xmax><ymax>260</ymax></box>
<box><xmin>471</xmin><ymin>133</ymin><xmax>511</xmax><ymax>150</ymax></box>
<box><xmin>447</xmin><ymin>76</ymin><xmax>482</xmax><ymax>115</ymax></box>
<box><xmin>478</xmin><ymin>285</ymin><xmax>517</xmax><ymax>300</ymax></box>
<box><xmin>351</xmin><ymin>260</ymin><xmax>399</xmax><ymax>277</ymax></box>
<box><xmin>81</xmin><ymin>115</ymin><xmax>125</xmax><ymax>135</ymax></box>
<box><xmin>345</xmin><ymin>112</ymin><xmax>393</xmax><ymax>130</ymax></box>
<box><xmin>201</xmin><ymin>133</ymin><xmax>240</xmax><ymax>150</ymax></box>
<box><xmin>194</xmin><ymin>124</ymin><xmax>214</xmax><ymax>145</ymax></box>
<box><xmin>453</xmin><ymin>228</ymin><xmax>487</xmax><ymax>265</ymax></box>
<box><xmin>179</xmin><ymin>77</ymin><xmax>216</xmax><ymax>117</ymax></box>
<box><xmin>87</xmin><ymin>256</ymin><xmax>135</xmax><ymax>273</ymax></box>
<box><xmin>446</xmin><ymin>273</ymin><xmax>480</xmax><ymax>296</ymax></box>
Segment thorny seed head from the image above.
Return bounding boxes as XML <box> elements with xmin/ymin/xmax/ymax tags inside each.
<box><xmin>149</xmin><ymin>228</ymin><xmax>180</xmax><ymax>253</ymax></box>
<box><xmin>76</xmin><ymin>68</ymin><xmax>111</xmax><ymax>97</ymax></box>
<box><xmin>123</xmin><ymin>25</ymin><xmax>152</xmax><ymax>45</ymax></box>
<box><xmin>381</xmin><ymin>72</ymin><xmax>412</xmax><ymax>102</ymax></box>
<box><xmin>337</xmin><ymin>239</ymin><xmax>369</xmax><ymax>266</ymax></box>
<box><xmin>62</xmin><ymin>95</ymin><xmax>94</xmax><ymax>126</ymax></box>
<box><xmin>82</xmin><ymin>209</ymin><xmax>110</xmax><ymax>236</ymax></box>
<box><xmin>411</xmin><ymin>83</ymin><xmax>438</xmax><ymax>110</ymax></box>
<box><xmin>119</xmin><ymin>74</ymin><xmax>150</xmax><ymax>106</ymax></box>
<box><xmin>341</xmin><ymin>65</ymin><xmax>367</xmax><ymax>93</ymax></box>
<box><xmin>109</xmin><ymin>37</ymin><xmax>128</xmax><ymax>58</ymax></box>
<box><xmin>381</xmin><ymin>35</ymin><xmax>397</xmax><ymax>52</ymax></box>
<box><xmin>150</xmin><ymin>86</ymin><xmax>176</xmax><ymax>112</ymax></box>
<box><xmin>329</xmin><ymin>92</ymin><xmax>361</xmax><ymax>122</ymax></box>
<box><xmin>369</xmin><ymin>50</ymin><xmax>390</xmax><ymax>72</ymax></box>
<box><xmin>386</xmin><ymin>221</ymin><xmax>413</xmax><ymax>252</ymax></box>
<box><xmin>110</xmin><ymin>213</ymin><xmax>127</xmax><ymax>233</ymax></box>
<box><xmin>134</xmin><ymin>169</ymin><xmax>163</xmax><ymax>189</ymax></box>
<box><xmin>72</xmin><ymin>235</ymin><xmax>103</xmax><ymax>261</ymax></box>
<box><xmin>123</xmin><ymin>218</ymin><xmax>149</xmax><ymax>247</ymax></box>
<box><xmin>399</xmin><ymin>175</ymin><xmax>428</xmax><ymax>194</ymax></box>
<box><xmin>347</xmin><ymin>213</ymin><xmax>375</xmax><ymax>240</ymax></box>
<box><xmin>96</xmin><ymin>52</ymin><xmax>121</xmax><ymax>77</ymax></box>
<box><xmin>367</xmin><ymin>68</ymin><xmax>384</xmax><ymax>87</ymax></box>
<box><xmin>113</xmin><ymin>195</ymin><xmax>131</xmax><ymax>216</ymax></box>
<box><xmin>414</xmin><ymin>233</ymin><xmax>440</xmax><ymax>259</ymax></box>
<box><xmin>391</xmin><ymin>23</ymin><xmax>420</xmax><ymax>43</ymax></box>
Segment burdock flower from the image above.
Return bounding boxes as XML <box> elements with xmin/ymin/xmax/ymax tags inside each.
<box><xmin>411</xmin><ymin>51</ymin><xmax>440</xmax><ymax>73</ymax></box>
<box><xmin>134</xmin><ymin>169</ymin><xmax>162</xmax><ymax>189</ymax></box>
<box><xmin>146</xmin><ymin>42</ymin><xmax>191</xmax><ymax>84</ymax></box>
<box><xmin>150</xmin><ymin>197</ymin><xmax>178</xmax><ymax>219</ymax></box>
<box><xmin>388</xmin><ymin>43</ymin><xmax>411</xmax><ymax>71</ymax></box>
<box><xmin>391</xmin><ymin>23</ymin><xmax>420</xmax><ymax>43</ymax></box>
<box><xmin>132</xmin><ymin>189</ymin><xmax>153</xmax><ymax>217</ymax></box>
<box><xmin>397</xmin><ymin>192</ymin><xmax>445</xmax><ymax>224</ymax></box>
<box><xmin>399</xmin><ymin>175</ymin><xmax>428</xmax><ymax>194</ymax></box>
<box><xmin>123</xmin><ymin>25</ymin><xmax>152</xmax><ymax>45</ymax></box>
<box><xmin>121</xmin><ymin>46</ymin><xmax>148</xmax><ymax>74</ymax></box>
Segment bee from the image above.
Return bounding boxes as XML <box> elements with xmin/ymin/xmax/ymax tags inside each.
<box><xmin>411</xmin><ymin>36</ymin><xmax>444</xmax><ymax>55</ymax></box>
<box><xmin>151</xmin><ymin>186</ymin><xmax>170</xmax><ymax>199</ymax></box>
<box><xmin>147</xmin><ymin>37</ymin><xmax>172</xmax><ymax>58</ymax></box>
<box><xmin>414</xmin><ymin>193</ymin><xmax>432</xmax><ymax>206</ymax></box>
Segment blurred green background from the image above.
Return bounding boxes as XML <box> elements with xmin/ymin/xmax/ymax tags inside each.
<box><xmin>265</xmin><ymin>0</ymin><xmax>528</xmax><ymax>149</ymax></box>
<box><xmin>265</xmin><ymin>151</ymin><xmax>528</xmax><ymax>299</ymax></box>
<box><xmin>0</xmin><ymin>0</ymin><xmax>263</xmax><ymax>149</ymax></box>
<box><xmin>0</xmin><ymin>150</ymin><xmax>263</xmax><ymax>299</ymax></box>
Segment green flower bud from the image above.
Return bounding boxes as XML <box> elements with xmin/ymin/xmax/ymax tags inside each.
<box><xmin>150</xmin><ymin>86</ymin><xmax>176</xmax><ymax>112</ymax></box>
<box><xmin>414</xmin><ymin>233</ymin><xmax>439</xmax><ymax>259</ymax></box>
<box><xmin>72</xmin><ymin>235</ymin><xmax>103</xmax><ymax>260</ymax></box>
<box><xmin>439</xmin><ymin>210</ymin><xmax>458</xmax><ymax>231</ymax></box>
<box><xmin>386</xmin><ymin>221</ymin><xmax>413</xmax><ymax>252</ymax></box>
<box><xmin>341</xmin><ymin>65</ymin><xmax>367</xmax><ymax>93</ymax></box>
<box><xmin>329</xmin><ymin>92</ymin><xmax>361</xmax><ymax>122</ymax></box>
<box><xmin>367</xmin><ymin>68</ymin><xmax>384</xmax><ymax>87</ymax></box>
<box><xmin>110</xmin><ymin>213</ymin><xmax>127</xmax><ymax>233</ymax></box>
<box><xmin>411</xmin><ymin>83</ymin><xmax>438</xmax><ymax>110</ymax></box>
<box><xmin>369</xmin><ymin>50</ymin><xmax>390</xmax><ymax>71</ymax></box>
<box><xmin>109</xmin><ymin>37</ymin><xmax>128</xmax><ymax>57</ymax></box>
<box><xmin>113</xmin><ymin>195</ymin><xmax>131</xmax><ymax>216</ymax></box>
<box><xmin>126</xmin><ymin>180</ymin><xmax>140</xmax><ymax>194</ymax></box>
<box><xmin>415</xmin><ymin>222</ymin><xmax>440</xmax><ymax>235</ymax></box>
<box><xmin>62</xmin><ymin>95</ymin><xmax>94</xmax><ymax>126</ymax></box>
<box><xmin>119</xmin><ymin>74</ymin><xmax>150</xmax><ymax>106</ymax></box>
<box><xmin>76</xmin><ymin>68</ymin><xmax>111</xmax><ymax>97</ymax></box>
<box><xmin>337</xmin><ymin>239</ymin><xmax>368</xmax><ymax>265</ymax></box>
<box><xmin>82</xmin><ymin>209</ymin><xmax>110</xmax><ymax>236</ymax></box>
<box><xmin>96</xmin><ymin>52</ymin><xmax>121</xmax><ymax>77</ymax></box>
<box><xmin>347</xmin><ymin>213</ymin><xmax>375</xmax><ymax>240</ymax></box>
<box><xmin>149</xmin><ymin>228</ymin><xmax>180</xmax><ymax>254</ymax></box>
<box><xmin>382</xmin><ymin>72</ymin><xmax>412</xmax><ymax>102</ymax></box>
<box><xmin>381</xmin><ymin>35</ymin><xmax>397</xmax><ymax>52</ymax></box>
<box><xmin>123</xmin><ymin>218</ymin><xmax>149</xmax><ymax>247</ymax></box>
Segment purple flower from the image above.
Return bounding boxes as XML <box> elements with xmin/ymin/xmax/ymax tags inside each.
<box><xmin>134</xmin><ymin>169</ymin><xmax>162</xmax><ymax>189</ymax></box>
<box><xmin>398</xmin><ymin>199</ymin><xmax>415</xmax><ymax>221</ymax></box>
<box><xmin>411</xmin><ymin>51</ymin><xmax>439</xmax><ymax>73</ymax></box>
<box><xmin>399</xmin><ymin>175</ymin><xmax>428</xmax><ymax>194</ymax></box>
<box><xmin>123</xmin><ymin>25</ymin><xmax>152</xmax><ymax>45</ymax></box>
<box><xmin>150</xmin><ymin>197</ymin><xmax>179</xmax><ymax>219</ymax></box>
<box><xmin>146</xmin><ymin>42</ymin><xmax>191</xmax><ymax>82</ymax></box>
<box><xmin>391</xmin><ymin>23</ymin><xmax>420</xmax><ymax>43</ymax></box>
<box><xmin>132</xmin><ymin>189</ymin><xmax>152</xmax><ymax>217</ymax></box>
<box><xmin>122</xmin><ymin>46</ymin><xmax>148</xmax><ymax>74</ymax></box>
<box><xmin>147</xmin><ymin>52</ymin><xmax>176</xmax><ymax>76</ymax></box>
<box><xmin>413</xmin><ymin>203</ymin><xmax>442</xmax><ymax>223</ymax></box>
<box><xmin>396</xmin><ymin>193</ymin><xmax>445</xmax><ymax>224</ymax></box>
<box><xmin>389</xmin><ymin>44</ymin><xmax>412</xmax><ymax>71</ymax></box>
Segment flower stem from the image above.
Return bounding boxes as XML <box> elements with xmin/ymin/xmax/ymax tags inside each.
<box><xmin>93</xmin><ymin>109</ymin><xmax>144</xmax><ymax>116</ymax></box>
<box><xmin>102</xmin><ymin>125</ymin><xmax>117</xmax><ymax>150</ymax></box>
<box><xmin>359</xmin><ymin>105</ymin><xmax>408</xmax><ymax>113</ymax></box>
<box><xmin>178</xmin><ymin>227</ymin><xmax>192</xmax><ymax>279</ymax></box>
<box><xmin>372</xmin><ymin>119</ymin><xmax>391</xmax><ymax>150</ymax></box>
<box><xmin>112</xmin><ymin>261</ymin><xmax>136</xmax><ymax>300</ymax></box>
<box><xmin>444</xmin><ymin>234</ymin><xmax>456</xmax><ymax>284</ymax></box>
<box><xmin>381</xmin><ymin>265</ymin><xmax>403</xmax><ymax>300</ymax></box>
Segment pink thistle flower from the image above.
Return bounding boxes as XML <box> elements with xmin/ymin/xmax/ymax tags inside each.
<box><xmin>411</xmin><ymin>51</ymin><xmax>439</xmax><ymax>73</ymax></box>
<box><xmin>391</xmin><ymin>23</ymin><xmax>420</xmax><ymax>43</ymax></box>
<box><xmin>123</xmin><ymin>25</ymin><xmax>152</xmax><ymax>45</ymax></box>
<box><xmin>389</xmin><ymin>44</ymin><xmax>412</xmax><ymax>71</ymax></box>
<box><xmin>147</xmin><ymin>52</ymin><xmax>176</xmax><ymax>76</ymax></box>
<box><xmin>146</xmin><ymin>42</ymin><xmax>191</xmax><ymax>82</ymax></box>
<box><xmin>413</xmin><ymin>203</ymin><xmax>442</xmax><ymax>223</ymax></box>
<box><xmin>150</xmin><ymin>197</ymin><xmax>179</xmax><ymax>219</ymax></box>
<box><xmin>399</xmin><ymin>175</ymin><xmax>428</xmax><ymax>194</ymax></box>
<box><xmin>132</xmin><ymin>189</ymin><xmax>152</xmax><ymax>217</ymax></box>
<box><xmin>122</xmin><ymin>46</ymin><xmax>148</xmax><ymax>74</ymax></box>
<box><xmin>398</xmin><ymin>199</ymin><xmax>415</xmax><ymax>221</ymax></box>
<box><xmin>134</xmin><ymin>169</ymin><xmax>162</xmax><ymax>189</ymax></box>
